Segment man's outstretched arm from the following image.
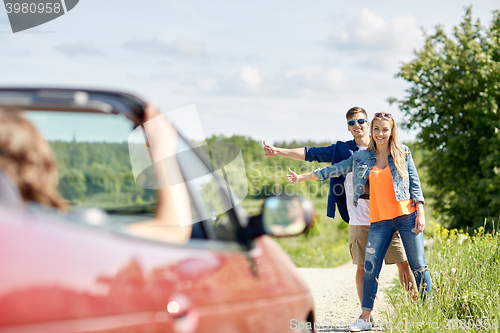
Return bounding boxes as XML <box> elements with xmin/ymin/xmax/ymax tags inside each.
<box><xmin>263</xmin><ymin>140</ymin><xmax>305</xmax><ymax>161</ymax></box>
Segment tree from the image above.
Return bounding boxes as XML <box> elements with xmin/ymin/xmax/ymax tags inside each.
<box><xmin>59</xmin><ymin>168</ymin><xmax>87</xmax><ymax>201</ymax></box>
<box><xmin>85</xmin><ymin>162</ymin><xmax>120</xmax><ymax>196</ymax></box>
<box><xmin>392</xmin><ymin>8</ymin><xmax>500</xmax><ymax>229</ymax></box>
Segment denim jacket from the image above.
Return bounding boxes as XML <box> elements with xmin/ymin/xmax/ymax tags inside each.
<box><xmin>313</xmin><ymin>145</ymin><xmax>424</xmax><ymax>208</ymax></box>
<box><xmin>305</xmin><ymin>140</ymin><xmax>358</xmax><ymax>223</ymax></box>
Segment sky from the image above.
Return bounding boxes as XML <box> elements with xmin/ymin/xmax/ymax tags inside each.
<box><xmin>1</xmin><ymin>0</ymin><xmax>499</xmax><ymax>145</ymax></box>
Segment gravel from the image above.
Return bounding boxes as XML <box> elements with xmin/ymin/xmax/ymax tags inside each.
<box><xmin>297</xmin><ymin>263</ymin><xmax>399</xmax><ymax>332</ymax></box>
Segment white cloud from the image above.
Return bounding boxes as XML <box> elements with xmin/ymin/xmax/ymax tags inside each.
<box><xmin>171</xmin><ymin>40</ymin><xmax>206</xmax><ymax>58</ymax></box>
<box><xmin>326</xmin><ymin>8</ymin><xmax>422</xmax><ymax>54</ymax></box>
<box><xmin>239</xmin><ymin>66</ymin><xmax>261</xmax><ymax>86</ymax></box>
<box><xmin>212</xmin><ymin>66</ymin><xmax>263</xmax><ymax>95</ymax></box>
<box><xmin>53</xmin><ymin>42</ymin><xmax>104</xmax><ymax>57</ymax></box>
<box><xmin>209</xmin><ymin>65</ymin><xmax>346</xmax><ymax>97</ymax></box>
<box><xmin>122</xmin><ymin>38</ymin><xmax>207</xmax><ymax>59</ymax></box>
<box><xmin>284</xmin><ymin>66</ymin><xmax>345</xmax><ymax>92</ymax></box>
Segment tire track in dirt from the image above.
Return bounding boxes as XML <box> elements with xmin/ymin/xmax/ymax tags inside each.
<box><xmin>297</xmin><ymin>263</ymin><xmax>398</xmax><ymax>332</ymax></box>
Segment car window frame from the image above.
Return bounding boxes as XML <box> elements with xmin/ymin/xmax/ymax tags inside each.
<box><xmin>20</xmin><ymin>108</ymin><xmax>247</xmax><ymax>250</ymax></box>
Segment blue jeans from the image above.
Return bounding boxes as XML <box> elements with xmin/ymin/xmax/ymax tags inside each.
<box><xmin>362</xmin><ymin>211</ymin><xmax>432</xmax><ymax>310</ymax></box>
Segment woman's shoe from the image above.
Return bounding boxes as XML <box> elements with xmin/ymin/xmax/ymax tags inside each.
<box><xmin>348</xmin><ymin>318</ymin><xmax>372</xmax><ymax>331</ymax></box>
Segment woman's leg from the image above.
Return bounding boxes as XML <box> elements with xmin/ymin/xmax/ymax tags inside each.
<box><xmin>394</xmin><ymin>211</ymin><xmax>432</xmax><ymax>301</ymax></box>
<box><xmin>361</xmin><ymin>220</ymin><xmax>395</xmax><ymax>311</ymax></box>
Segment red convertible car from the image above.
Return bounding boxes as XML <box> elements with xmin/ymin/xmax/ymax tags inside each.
<box><xmin>0</xmin><ymin>88</ymin><xmax>316</xmax><ymax>333</ymax></box>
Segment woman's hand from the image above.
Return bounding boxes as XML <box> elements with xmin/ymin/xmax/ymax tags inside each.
<box><xmin>414</xmin><ymin>202</ymin><xmax>425</xmax><ymax>235</ymax></box>
<box><xmin>287</xmin><ymin>168</ymin><xmax>300</xmax><ymax>184</ymax></box>
<box><xmin>287</xmin><ymin>169</ymin><xmax>318</xmax><ymax>184</ymax></box>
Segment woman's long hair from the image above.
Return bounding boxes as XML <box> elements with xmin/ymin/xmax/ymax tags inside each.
<box><xmin>0</xmin><ymin>109</ymin><xmax>67</xmax><ymax>210</ymax></box>
<box><xmin>367</xmin><ymin>115</ymin><xmax>408</xmax><ymax>177</ymax></box>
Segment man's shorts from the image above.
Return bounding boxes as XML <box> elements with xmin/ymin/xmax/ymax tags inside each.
<box><xmin>349</xmin><ymin>225</ymin><xmax>407</xmax><ymax>265</ymax></box>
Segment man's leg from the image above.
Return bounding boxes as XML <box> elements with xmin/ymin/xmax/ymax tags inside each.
<box><xmin>349</xmin><ymin>225</ymin><xmax>370</xmax><ymax>303</ymax></box>
<box><xmin>385</xmin><ymin>231</ymin><xmax>418</xmax><ymax>295</ymax></box>
<box><xmin>395</xmin><ymin>261</ymin><xmax>418</xmax><ymax>297</ymax></box>
<box><xmin>356</xmin><ymin>264</ymin><xmax>364</xmax><ymax>303</ymax></box>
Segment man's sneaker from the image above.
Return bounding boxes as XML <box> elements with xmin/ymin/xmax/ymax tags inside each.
<box><xmin>348</xmin><ymin>318</ymin><xmax>372</xmax><ymax>332</ymax></box>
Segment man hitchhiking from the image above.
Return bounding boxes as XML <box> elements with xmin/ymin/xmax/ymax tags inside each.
<box><xmin>263</xmin><ymin>106</ymin><xmax>417</xmax><ymax>331</ymax></box>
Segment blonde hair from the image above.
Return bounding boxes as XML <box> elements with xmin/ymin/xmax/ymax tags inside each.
<box><xmin>0</xmin><ymin>109</ymin><xmax>67</xmax><ymax>210</ymax></box>
<box><xmin>367</xmin><ymin>115</ymin><xmax>408</xmax><ymax>177</ymax></box>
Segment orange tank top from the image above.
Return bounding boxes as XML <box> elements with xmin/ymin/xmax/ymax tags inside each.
<box><xmin>369</xmin><ymin>166</ymin><xmax>415</xmax><ymax>223</ymax></box>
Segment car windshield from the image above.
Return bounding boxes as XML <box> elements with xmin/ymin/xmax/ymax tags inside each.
<box><xmin>22</xmin><ymin>110</ymin><xmax>238</xmax><ymax>242</ymax></box>
<box><xmin>24</xmin><ymin>111</ymin><xmax>157</xmax><ymax>219</ymax></box>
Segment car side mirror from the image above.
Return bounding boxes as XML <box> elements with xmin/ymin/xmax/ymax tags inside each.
<box><xmin>244</xmin><ymin>196</ymin><xmax>315</xmax><ymax>240</ymax></box>
<box><xmin>262</xmin><ymin>196</ymin><xmax>315</xmax><ymax>237</ymax></box>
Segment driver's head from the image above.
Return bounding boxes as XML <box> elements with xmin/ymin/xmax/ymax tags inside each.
<box><xmin>0</xmin><ymin>109</ymin><xmax>67</xmax><ymax>210</ymax></box>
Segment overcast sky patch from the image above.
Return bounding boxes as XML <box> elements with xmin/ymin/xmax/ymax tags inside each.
<box><xmin>209</xmin><ymin>65</ymin><xmax>348</xmax><ymax>97</ymax></box>
<box><xmin>53</xmin><ymin>42</ymin><xmax>105</xmax><ymax>57</ymax></box>
<box><xmin>0</xmin><ymin>0</ymin><xmax>497</xmax><ymax>144</ymax></box>
<box><xmin>122</xmin><ymin>38</ymin><xmax>207</xmax><ymax>59</ymax></box>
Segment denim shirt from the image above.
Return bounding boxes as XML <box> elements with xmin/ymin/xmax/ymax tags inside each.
<box><xmin>313</xmin><ymin>145</ymin><xmax>425</xmax><ymax>208</ymax></box>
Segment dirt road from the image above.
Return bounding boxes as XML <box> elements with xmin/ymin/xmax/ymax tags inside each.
<box><xmin>297</xmin><ymin>263</ymin><xmax>399</xmax><ymax>332</ymax></box>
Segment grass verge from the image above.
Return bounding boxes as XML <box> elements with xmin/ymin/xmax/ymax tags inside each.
<box><xmin>381</xmin><ymin>223</ymin><xmax>500</xmax><ymax>332</ymax></box>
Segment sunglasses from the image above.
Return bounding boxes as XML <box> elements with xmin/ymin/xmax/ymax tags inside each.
<box><xmin>347</xmin><ymin>118</ymin><xmax>368</xmax><ymax>127</ymax></box>
<box><xmin>374</xmin><ymin>113</ymin><xmax>393</xmax><ymax>118</ymax></box>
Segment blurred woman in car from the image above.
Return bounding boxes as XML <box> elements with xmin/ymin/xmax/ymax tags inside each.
<box><xmin>0</xmin><ymin>108</ymin><xmax>67</xmax><ymax>210</ymax></box>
